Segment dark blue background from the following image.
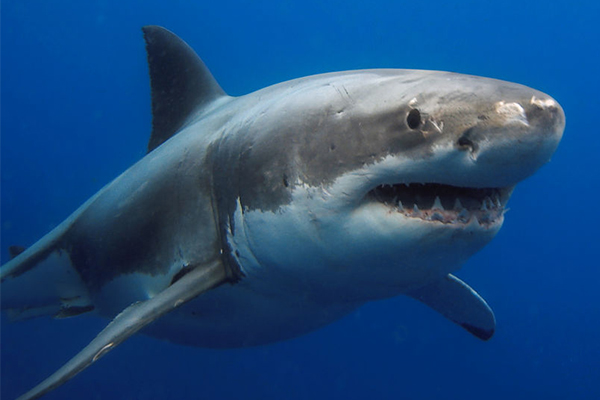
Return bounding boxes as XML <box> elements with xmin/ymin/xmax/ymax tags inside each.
<box><xmin>2</xmin><ymin>1</ymin><xmax>598</xmax><ymax>399</ymax></box>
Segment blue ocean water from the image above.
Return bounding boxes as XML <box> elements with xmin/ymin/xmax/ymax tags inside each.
<box><xmin>1</xmin><ymin>0</ymin><xmax>598</xmax><ymax>399</ymax></box>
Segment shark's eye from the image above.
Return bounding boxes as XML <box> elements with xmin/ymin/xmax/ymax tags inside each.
<box><xmin>407</xmin><ymin>109</ymin><xmax>421</xmax><ymax>130</ymax></box>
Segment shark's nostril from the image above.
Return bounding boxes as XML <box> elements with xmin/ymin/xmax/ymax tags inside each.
<box><xmin>458</xmin><ymin>136</ymin><xmax>473</xmax><ymax>147</ymax></box>
<box><xmin>457</xmin><ymin>128</ymin><xmax>478</xmax><ymax>154</ymax></box>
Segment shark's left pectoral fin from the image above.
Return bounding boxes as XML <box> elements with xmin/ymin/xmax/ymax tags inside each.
<box><xmin>16</xmin><ymin>260</ymin><xmax>228</xmax><ymax>400</ymax></box>
<box><xmin>406</xmin><ymin>274</ymin><xmax>495</xmax><ymax>341</ymax></box>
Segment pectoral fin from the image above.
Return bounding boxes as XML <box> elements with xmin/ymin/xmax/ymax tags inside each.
<box><xmin>406</xmin><ymin>274</ymin><xmax>495</xmax><ymax>341</ymax></box>
<box><xmin>16</xmin><ymin>259</ymin><xmax>228</xmax><ymax>400</ymax></box>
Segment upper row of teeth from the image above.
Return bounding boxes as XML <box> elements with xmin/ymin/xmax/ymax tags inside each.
<box><xmin>394</xmin><ymin>195</ymin><xmax>502</xmax><ymax>211</ymax></box>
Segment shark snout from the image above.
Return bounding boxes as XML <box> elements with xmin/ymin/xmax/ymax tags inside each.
<box><xmin>525</xmin><ymin>95</ymin><xmax>566</xmax><ymax>136</ymax></box>
<box><xmin>451</xmin><ymin>93</ymin><xmax>565</xmax><ymax>187</ymax></box>
<box><xmin>457</xmin><ymin>94</ymin><xmax>564</xmax><ymax>148</ymax></box>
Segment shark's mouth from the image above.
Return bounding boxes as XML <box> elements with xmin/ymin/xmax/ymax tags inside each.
<box><xmin>367</xmin><ymin>183</ymin><xmax>512</xmax><ymax>226</ymax></box>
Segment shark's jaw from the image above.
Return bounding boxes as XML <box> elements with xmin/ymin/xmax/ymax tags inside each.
<box><xmin>229</xmin><ymin>158</ymin><xmax>514</xmax><ymax>301</ymax></box>
<box><xmin>366</xmin><ymin>183</ymin><xmax>513</xmax><ymax>228</ymax></box>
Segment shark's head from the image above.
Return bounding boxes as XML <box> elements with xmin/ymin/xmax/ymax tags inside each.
<box><xmin>218</xmin><ymin>69</ymin><xmax>565</xmax><ymax>299</ymax></box>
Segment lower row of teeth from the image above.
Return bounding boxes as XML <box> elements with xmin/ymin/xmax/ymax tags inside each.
<box><xmin>392</xmin><ymin>196</ymin><xmax>505</xmax><ymax>224</ymax></box>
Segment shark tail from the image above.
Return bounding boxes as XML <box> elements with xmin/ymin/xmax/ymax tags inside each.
<box><xmin>1</xmin><ymin>222</ymin><xmax>92</xmax><ymax>321</ymax></box>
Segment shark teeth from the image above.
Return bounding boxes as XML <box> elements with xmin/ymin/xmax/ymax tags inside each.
<box><xmin>397</xmin><ymin>203</ymin><xmax>504</xmax><ymax>226</ymax></box>
<box><xmin>370</xmin><ymin>182</ymin><xmax>511</xmax><ymax>226</ymax></box>
<box><xmin>458</xmin><ymin>208</ymin><xmax>470</xmax><ymax>223</ymax></box>
<box><xmin>432</xmin><ymin>196</ymin><xmax>443</xmax><ymax>210</ymax></box>
<box><xmin>431</xmin><ymin>211</ymin><xmax>445</xmax><ymax>222</ymax></box>
<box><xmin>397</xmin><ymin>200</ymin><xmax>404</xmax><ymax>211</ymax></box>
<box><xmin>454</xmin><ymin>198</ymin><xmax>464</xmax><ymax>210</ymax></box>
<box><xmin>411</xmin><ymin>204</ymin><xmax>420</xmax><ymax>217</ymax></box>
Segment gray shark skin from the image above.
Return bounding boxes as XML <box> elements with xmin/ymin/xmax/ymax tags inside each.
<box><xmin>0</xmin><ymin>26</ymin><xmax>565</xmax><ymax>400</ymax></box>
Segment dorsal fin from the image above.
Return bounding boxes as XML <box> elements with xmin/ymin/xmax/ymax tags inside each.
<box><xmin>142</xmin><ymin>26</ymin><xmax>227</xmax><ymax>153</ymax></box>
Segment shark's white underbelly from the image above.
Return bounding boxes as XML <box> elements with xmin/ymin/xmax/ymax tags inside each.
<box><xmin>142</xmin><ymin>278</ymin><xmax>360</xmax><ymax>348</ymax></box>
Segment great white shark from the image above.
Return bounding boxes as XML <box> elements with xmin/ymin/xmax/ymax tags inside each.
<box><xmin>1</xmin><ymin>26</ymin><xmax>565</xmax><ymax>399</ymax></box>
